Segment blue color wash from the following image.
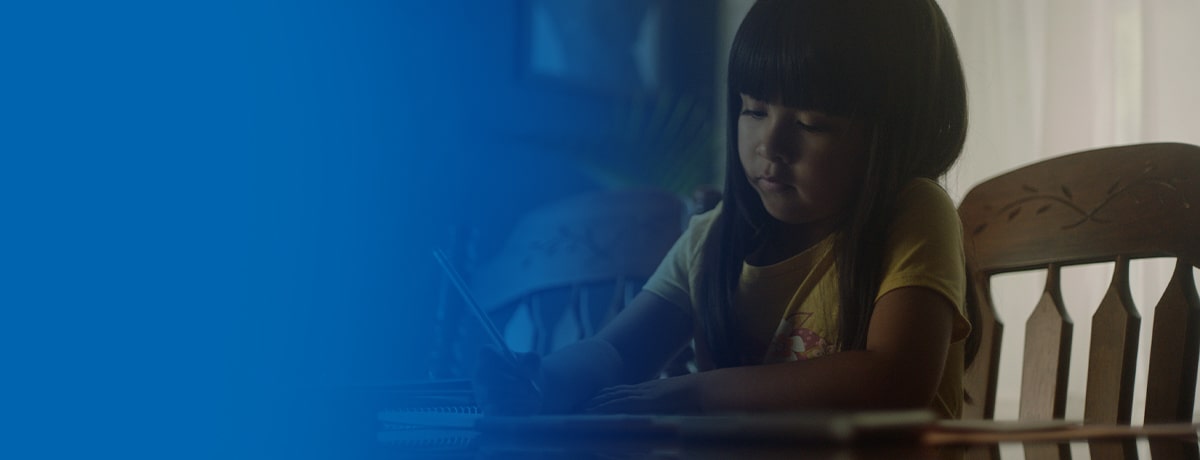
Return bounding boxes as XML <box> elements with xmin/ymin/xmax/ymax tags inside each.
<box><xmin>0</xmin><ymin>1</ymin><xmax>618</xmax><ymax>458</ymax></box>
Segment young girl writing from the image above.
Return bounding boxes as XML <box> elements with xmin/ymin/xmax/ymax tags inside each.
<box><xmin>475</xmin><ymin>0</ymin><xmax>973</xmax><ymax>419</ymax></box>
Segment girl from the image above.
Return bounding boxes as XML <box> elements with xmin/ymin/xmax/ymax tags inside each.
<box><xmin>475</xmin><ymin>0</ymin><xmax>973</xmax><ymax>419</ymax></box>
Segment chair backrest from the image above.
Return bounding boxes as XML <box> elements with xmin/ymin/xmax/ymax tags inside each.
<box><xmin>958</xmin><ymin>143</ymin><xmax>1200</xmax><ymax>425</ymax></box>
<box><xmin>469</xmin><ymin>188</ymin><xmax>686</xmax><ymax>355</ymax></box>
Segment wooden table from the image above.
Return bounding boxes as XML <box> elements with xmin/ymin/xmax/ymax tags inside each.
<box><xmin>380</xmin><ymin>426</ymin><xmax>1200</xmax><ymax>460</ymax></box>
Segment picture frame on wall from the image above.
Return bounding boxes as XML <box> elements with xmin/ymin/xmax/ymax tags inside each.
<box><xmin>518</xmin><ymin>0</ymin><xmax>663</xmax><ymax>95</ymax></box>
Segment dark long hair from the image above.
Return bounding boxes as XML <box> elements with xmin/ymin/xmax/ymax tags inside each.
<box><xmin>699</xmin><ymin>0</ymin><xmax>969</xmax><ymax>367</ymax></box>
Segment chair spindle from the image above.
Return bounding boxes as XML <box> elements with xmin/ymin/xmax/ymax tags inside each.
<box><xmin>1084</xmin><ymin>256</ymin><xmax>1141</xmax><ymax>424</ymax></box>
<box><xmin>1021</xmin><ymin>264</ymin><xmax>1073</xmax><ymax>421</ymax></box>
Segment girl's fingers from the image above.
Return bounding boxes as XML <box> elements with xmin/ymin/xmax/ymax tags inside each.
<box><xmin>582</xmin><ymin>393</ymin><xmax>623</xmax><ymax>410</ymax></box>
<box><xmin>593</xmin><ymin>384</ymin><xmax>633</xmax><ymax>395</ymax></box>
<box><xmin>585</xmin><ymin>395</ymin><xmax>650</xmax><ymax>414</ymax></box>
<box><xmin>587</xmin><ymin>385</ymin><xmax>639</xmax><ymax>404</ymax></box>
<box><xmin>516</xmin><ymin>352</ymin><xmax>541</xmax><ymax>374</ymax></box>
<box><xmin>584</xmin><ymin>397</ymin><xmax>630</xmax><ymax>413</ymax></box>
<box><xmin>475</xmin><ymin>348</ymin><xmax>542</xmax><ymax>388</ymax></box>
<box><xmin>472</xmin><ymin>346</ymin><xmax>544</xmax><ymax>415</ymax></box>
<box><xmin>583</xmin><ymin>385</ymin><xmax>648</xmax><ymax>413</ymax></box>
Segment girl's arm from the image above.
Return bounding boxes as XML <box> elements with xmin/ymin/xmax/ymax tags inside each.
<box><xmin>529</xmin><ymin>290</ymin><xmax>695</xmax><ymax>413</ymax></box>
<box><xmin>586</xmin><ymin>286</ymin><xmax>954</xmax><ymax>413</ymax></box>
<box><xmin>593</xmin><ymin>290</ymin><xmax>695</xmax><ymax>381</ymax></box>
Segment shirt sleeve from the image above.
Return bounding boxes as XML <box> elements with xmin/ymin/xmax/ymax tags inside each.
<box><xmin>641</xmin><ymin>203</ymin><xmax>721</xmax><ymax>312</ymax></box>
<box><xmin>876</xmin><ymin>179</ymin><xmax>972</xmax><ymax>342</ymax></box>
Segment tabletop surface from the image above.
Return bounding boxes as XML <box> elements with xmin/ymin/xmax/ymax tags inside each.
<box><xmin>380</xmin><ymin>422</ymin><xmax>1200</xmax><ymax>460</ymax></box>
<box><xmin>362</xmin><ymin>383</ymin><xmax>1200</xmax><ymax>460</ymax></box>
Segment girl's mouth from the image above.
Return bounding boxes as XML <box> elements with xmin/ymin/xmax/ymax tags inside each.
<box><xmin>758</xmin><ymin>176</ymin><xmax>793</xmax><ymax>192</ymax></box>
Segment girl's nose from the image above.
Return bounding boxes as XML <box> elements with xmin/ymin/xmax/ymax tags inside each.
<box><xmin>757</xmin><ymin>123</ymin><xmax>793</xmax><ymax>163</ymax></box>
<box><xmin>755</xmin><ymin>143</ymin><xmax>782</xmax><ymax>163</ymax></box>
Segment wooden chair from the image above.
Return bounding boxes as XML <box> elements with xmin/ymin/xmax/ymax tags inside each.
<box><xmin>958</xmin><ymin>142</ymin><xmax>1200</xmax><ymax>459</ymax></box>
<box><xmin>468</xmin><ymin>188</ymin><xmax>686</xmax><ymax>356</ymax></box>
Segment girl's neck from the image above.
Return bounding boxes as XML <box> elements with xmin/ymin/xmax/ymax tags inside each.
<box><xmin>749</xmin><ymin>221</ymin><xmax>835</xmax><ymax>266</ymax></box>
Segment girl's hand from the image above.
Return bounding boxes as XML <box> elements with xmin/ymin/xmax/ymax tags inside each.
<box><xmin>582</xmin><ymin>373</ymin><xmax>707</xmax><ymax>414</ymax></box>
<box><xmin>471</xmin><ymin>346</ymin><xmax>544</xmax><ymax>415</ymax></box>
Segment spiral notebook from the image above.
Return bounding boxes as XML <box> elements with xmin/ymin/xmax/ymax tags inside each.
<box><xmin>372</xmin><ymin>379</ymin><xmax>481</xmax><ymax>450</ymax></box>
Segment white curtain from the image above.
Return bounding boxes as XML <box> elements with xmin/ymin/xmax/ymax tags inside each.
<box><xmin>941</xmin><ymin>0</ymin><xmax>1200</xmax><ymax>198</ymax></box>
<box><xmin>938</xmin><ymin>0</ymin><xmax>1200</xmax><ymax>425</ymax></box>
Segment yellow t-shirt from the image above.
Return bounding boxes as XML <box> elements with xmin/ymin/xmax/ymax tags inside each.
<box><xmin>642</xmin><ymin>178</ymin><xmax>971</xmax><ymax>418</ymax></box>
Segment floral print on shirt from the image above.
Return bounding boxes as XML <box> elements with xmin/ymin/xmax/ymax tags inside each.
<box><xmin>765</xmin><ymin>311</ymin><xmax>836</xmax><ymax>362</ymax></box>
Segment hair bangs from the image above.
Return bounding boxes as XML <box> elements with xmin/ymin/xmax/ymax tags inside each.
<box><xmin>727</xmin><ymin>0</ymin><xmax>867</xmax><ymax>117</ymax></box>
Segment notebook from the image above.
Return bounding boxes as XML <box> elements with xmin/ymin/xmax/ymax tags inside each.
<box><xmin>380</xmin><ymin>409</ymin><xmax>938</xmax><ymax>444</ymax></box>
<box><xmin>376</xmin><ymin>249</ymin><xmax>524</xmax><ymax>424</ymax></box>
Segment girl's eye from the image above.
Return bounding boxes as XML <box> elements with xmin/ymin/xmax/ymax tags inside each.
<box><xmin>740</xmin><ymin>109</ymin><xmax>767</xmax><ymax>119</ymax></box>
<box><xmin>797</xmin><ymin>120</ymin><xmax>832</xmax><ymax>133</ymax></box>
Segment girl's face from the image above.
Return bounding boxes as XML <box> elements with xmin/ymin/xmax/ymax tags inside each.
<box><xmin>737</xmin><ymin>93</ymin><xmax>868</xmax><ymax>232</ymax></box>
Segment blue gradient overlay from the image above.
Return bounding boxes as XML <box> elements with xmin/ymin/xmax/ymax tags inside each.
<box><xmin>2</xmin><ymin>1</ymin><xmax>713</xmax><ymax>458</ymax></box>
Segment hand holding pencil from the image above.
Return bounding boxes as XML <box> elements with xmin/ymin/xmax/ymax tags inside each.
<box><xmin>472</xmin><ymin>345</ymin><xmax>545</xmax><ymax>415</ymax></box>
<box><xmin>433</xmin><ymin>249</ymin><xmax>545</xmax><ymax>415</ymax></box>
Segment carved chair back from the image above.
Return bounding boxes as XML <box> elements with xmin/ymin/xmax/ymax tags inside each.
<box><xmin>958</xmin><ymin>143</ymin><xmax>1200</xmax><ymax>429</ymax></box>
<box><xmin>958</xmin><ymin>143</ymin><xmax>1200</xmax><ymax>460</ymax></box>
<box><xmin>470</xmin><ymin>189</ymin><xmax>686</xmax><ymax>355</ymax></box>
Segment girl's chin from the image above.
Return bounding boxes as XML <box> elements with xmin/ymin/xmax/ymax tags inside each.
<box><xmin>761</xmin><ymin>203</ymin><xmax>810</xmax><ymax>225</ymax></box>
<box><xmin>760</xmin><ymin>199</ymin><xmax>831</xmax><ymax>227</ymax></box>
